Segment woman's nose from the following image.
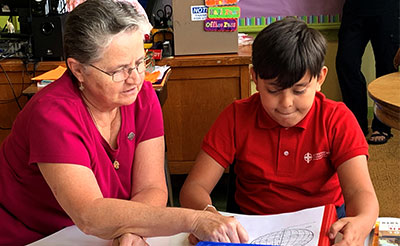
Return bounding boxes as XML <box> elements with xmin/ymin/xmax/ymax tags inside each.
<box><xmin>125</xmin><ymin>69</ymin><xmax>141</xmax><ymax>83</ymax></box>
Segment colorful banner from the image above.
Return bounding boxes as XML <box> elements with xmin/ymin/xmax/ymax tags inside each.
<box><xmin>238</xmin><ymin>14</ymin><xmax>341</xmax><ymax>27</ymax></box>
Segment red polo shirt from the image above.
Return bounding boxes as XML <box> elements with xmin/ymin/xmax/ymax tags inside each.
<box><xmin>202</xmin><ymin>92</ymin><xmax>368</xmax><ymax>215</ymax></box>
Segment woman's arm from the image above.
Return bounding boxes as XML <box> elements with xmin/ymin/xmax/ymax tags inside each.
<box><xmin>38</xmin><ymin>152</ymin><xmax>247</xmax><ymax>242</ymax></box>
<box><xmin>329</xmin><ymin>155</ymin><xmax>379</xmax><ymax>246</ymax></box>
<box><xmin>117</xmin><ymin>135</ymin><xmax>167</xmax><ymax>245</ymax></box>
<box><xmin>130</xmin><ymin>136</ymin><xmax>168</xmax><ymax>207</ymax></box>
<box><xmin>180</xmin><ymin>149</ymin><xmax>226</xmax><ymax>212</ymax></box>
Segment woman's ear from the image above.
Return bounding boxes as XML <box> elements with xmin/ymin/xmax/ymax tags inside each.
<box><xmin>250</xmin><ymin>65</ymin><xmax>259</xmax><ymax>92</ymax></box>
<box><xmin>67</xmin><ymin>58</ymin><xmax>85</xmax><ymax>83</ymax></box>
<box><xmin>316</xmin><ymin>66</ymin><xmax>328</xmax><ymax>91</ymax></box>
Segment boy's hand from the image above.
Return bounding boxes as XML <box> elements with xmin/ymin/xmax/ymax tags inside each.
<box><xmin>329</xmin><ymin>216</ymin><xmax>371</xmax><ymax>246</ymax></box>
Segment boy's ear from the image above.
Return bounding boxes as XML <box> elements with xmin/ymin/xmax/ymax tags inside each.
<box><xmin>250</xmin><ymin>65</ymin><xmax>259</xmax><ymax>91</ymax></box>
<box><xmin>316</xmin><ymin>66</ymin><xmax>328</xmax><ymax>91</ymax></box>
<box><xmin>67</xmin><ymin>57</ymin><xmax>86</xmax><ymax>83</ymax></box>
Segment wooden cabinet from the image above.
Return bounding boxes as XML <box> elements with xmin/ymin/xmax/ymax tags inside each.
<box><xmin>0</xmin><ymin>59</ymin><xmax>63</xmax><ymax>143</ymax></box>
<box><xmin>158</xmin><ymin>46</ymin><xmax>252</xmax><ymax>174</ymax></box>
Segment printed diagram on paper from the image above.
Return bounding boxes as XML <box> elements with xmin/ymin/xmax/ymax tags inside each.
<box><xmin>227</xmin><ymin>206</ymin><xmax>326</xmax><ymax>246</ymax></box>
<box><xmin>250</xmin><ymin>223</ymin><xmax>315</xmax><ymax>246</ymax></box>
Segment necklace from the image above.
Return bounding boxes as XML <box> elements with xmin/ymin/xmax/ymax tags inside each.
<box><xmin>86</xmin><ymin>105</ymin><xmax>121</xmax><ymax>170</ymax></box>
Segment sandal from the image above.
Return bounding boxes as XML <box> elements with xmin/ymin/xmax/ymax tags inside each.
<box><xmin>367</xmin><ymin>131</ymin><xmax>393</xmax><ymax>145</ymax></box>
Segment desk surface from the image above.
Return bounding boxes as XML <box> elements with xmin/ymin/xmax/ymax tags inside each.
<box><xmin>368</xmin><ymin>72</ymin><xmax>400</xmax><ymax>130</ymax></box>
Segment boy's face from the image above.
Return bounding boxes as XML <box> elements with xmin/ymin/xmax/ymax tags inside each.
<box><xmin>252</xmin><ymin>67</ymin><xmax>328</xmax><ymax>128</ymax></box>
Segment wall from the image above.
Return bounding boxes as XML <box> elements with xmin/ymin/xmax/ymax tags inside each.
<box><xmin>0</xmin><ymin>16</ymin><xmax>7</xmax><ymax>26</ymax></box>
<box><xmin>238</xmin><ymin>0</ymin><xmax>345</xmax><ymax>20</ymax></box>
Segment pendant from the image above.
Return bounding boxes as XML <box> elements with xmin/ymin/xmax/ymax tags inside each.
<box><xmin>127</xmin><ymin>132</ymin><xmax>135</xmax><ymax>140</ymax></box>
<box><xmin>113</xmin><ymin>160</ymin><xmax>120</xmax><ymax>170</ymax></box>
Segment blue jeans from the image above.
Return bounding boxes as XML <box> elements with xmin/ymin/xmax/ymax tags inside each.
<box><xmin>336</xmin><ymin>204</ymin><xmax>346</xmax><ymax>219</ymax></box>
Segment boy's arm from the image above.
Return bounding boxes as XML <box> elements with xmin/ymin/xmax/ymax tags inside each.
<box><xmin>180</xmin><ymin>149</ymin><xmax>226</xmax><ymax>213</ymax></box>
<box><xmin>329</xmin><ymin>155</ymin><xmax>379</xmax><ymax>246</ymax></box>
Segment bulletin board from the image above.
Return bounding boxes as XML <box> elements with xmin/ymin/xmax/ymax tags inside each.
<box><xmin>237</xmin><ymin>0</ymin><xmax>345</xmax><ymax>32</ymax></box>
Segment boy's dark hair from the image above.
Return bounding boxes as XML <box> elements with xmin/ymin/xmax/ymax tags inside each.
<box><xmin>252</xmin><ymin>17</ymin><xmax>327</xmax><ymax>90</ymax></box>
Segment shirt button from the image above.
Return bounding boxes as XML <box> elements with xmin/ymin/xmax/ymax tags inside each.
<box><xmin>284</xmin><ymin>151</ymin><xmax>289</xmax><ymax>156</ymax></box>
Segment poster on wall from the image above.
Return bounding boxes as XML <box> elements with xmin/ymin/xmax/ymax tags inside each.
<box><xmin>237</xmin><ymin>0</ymin><xmax>345</xmax><ymax>26</ymax></box>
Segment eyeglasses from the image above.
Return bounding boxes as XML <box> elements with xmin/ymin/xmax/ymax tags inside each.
<box><xmin>89</xmin><ymin>59</ymin><xmax>147</xmax><ymax>82</ymax></box>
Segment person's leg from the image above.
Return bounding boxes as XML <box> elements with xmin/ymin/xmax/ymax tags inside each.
<box><xmin>336</xmin><ymin>14</ymin><xmax>371</xmax><ymax>135</ymax></box>
<box><xmin>368</xmin><ymin>12</ymin><xmax>399</xmax><ymax>144</ymax></box>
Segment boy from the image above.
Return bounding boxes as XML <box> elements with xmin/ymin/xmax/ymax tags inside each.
<box><xmin>180</xmin><ymin>17</ymin><xmax>379</xmax><ymax>245</ymax></box>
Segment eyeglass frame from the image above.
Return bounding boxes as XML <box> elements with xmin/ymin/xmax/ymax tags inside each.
<box><xmin>89</xmin><ymin>58</ymin><xmax>148</xmax><ymax>82</ymax></box>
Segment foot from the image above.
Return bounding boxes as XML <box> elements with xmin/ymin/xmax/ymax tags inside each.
<box><xmin>367</xmin><ymin>131</ymin><xmax>393</xmax><ymax>145</ymax></box>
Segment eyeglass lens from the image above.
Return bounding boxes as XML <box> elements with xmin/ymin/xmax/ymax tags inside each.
<box><xmin>112</xmin><ymin>61</ymin><xmax>147</xmax><ymax>82</ymax></box>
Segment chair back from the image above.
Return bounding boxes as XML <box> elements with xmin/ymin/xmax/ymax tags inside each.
<box><xmin>226</xmin><ymin>161</ymin><xmax>242</xmax><ymax>213</ymax></box>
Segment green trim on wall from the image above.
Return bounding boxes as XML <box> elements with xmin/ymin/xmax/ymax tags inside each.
<box><xmin>238</xmin><ymin>23</ymin><xmax>340</xmax><ymax>41</ymax></box>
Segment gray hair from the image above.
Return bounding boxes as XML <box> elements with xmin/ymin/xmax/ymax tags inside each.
<box><xmin>64</xmin><ymin>0</ymin><xmax>151</xmax><ymax>64</ymax></box>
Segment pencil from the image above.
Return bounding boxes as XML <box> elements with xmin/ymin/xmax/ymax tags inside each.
<box><xmin>372</xmin><ymin>221</ymin><xmax>380</xmax><ymax>246</ymax></box>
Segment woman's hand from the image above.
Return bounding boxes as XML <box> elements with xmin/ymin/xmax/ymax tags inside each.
<box><xmin>188</xmin><ymin>233</ymin><xmax>200</xmax><ymax>245</ymax></box>
<box><xmin>329</xmin><ymin>216</ymin><xmax>371</xmax><ymax>246</ymax></box>
<box><xmin>112</xmin><ymin>233</ymin><xmax>148</xmax><ymax>246</ymax></box>
<box><xmin>191</xmin><ymin>211</ymin><xmax>248</xmax><ymax>243</ymax></box>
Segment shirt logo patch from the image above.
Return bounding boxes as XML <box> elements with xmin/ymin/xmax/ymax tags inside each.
<box><xmin>304</xmin><ymin>151</ymin><xmax>330</xmax><ymax>163</ymax></box>
<box><xmin>304</xmin><ymin>152</ymin><xmax>313</xmax><ymax>163</ymax></box>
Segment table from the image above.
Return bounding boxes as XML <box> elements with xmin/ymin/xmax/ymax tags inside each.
<box><xmin>367</xmin><ymin>72</ymin><xmax>400</xmax><ymax>130</ymax></box>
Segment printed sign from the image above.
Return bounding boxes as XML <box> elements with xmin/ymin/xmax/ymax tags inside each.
<box><xmin>204</xmin><ymin>18</ymin><xmax>237</xmax><ymax>31</ymax></box>
<box><xmin>208</xmin><ymin>6</ymin><xmax>240</xmax><ymax>19</ymax></box>
<box><xmin>191</xmin><ymin>5</ymin><xmax>208</xmax><ymax>21</ymax></box>
<box><xmin>205</xmin><ymin>0</ymin><xmax>238</xmax><ymax>7</ymax></box>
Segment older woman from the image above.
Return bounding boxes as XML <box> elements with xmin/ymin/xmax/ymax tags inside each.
<box><xmin>0</xmin><ymin>0</ymin><xmax>248</xmax><ymax>245</ymax></box>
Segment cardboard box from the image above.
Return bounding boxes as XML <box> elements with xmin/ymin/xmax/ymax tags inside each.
<box><xmin>172</xmin><ymin>0</ymin><xmax>238</xmax><ymax>56</ymax></box>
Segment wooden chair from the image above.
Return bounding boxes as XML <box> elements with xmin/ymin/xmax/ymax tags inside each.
<box><xmin>226</xmin><ymin>161</ymin><xmax>242</xmax><ymax>213</ymax></box>
<box><xmin>394</xmin><ymin>47</ymin><xmax>400</xmax><ymax>69</ymax></box>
